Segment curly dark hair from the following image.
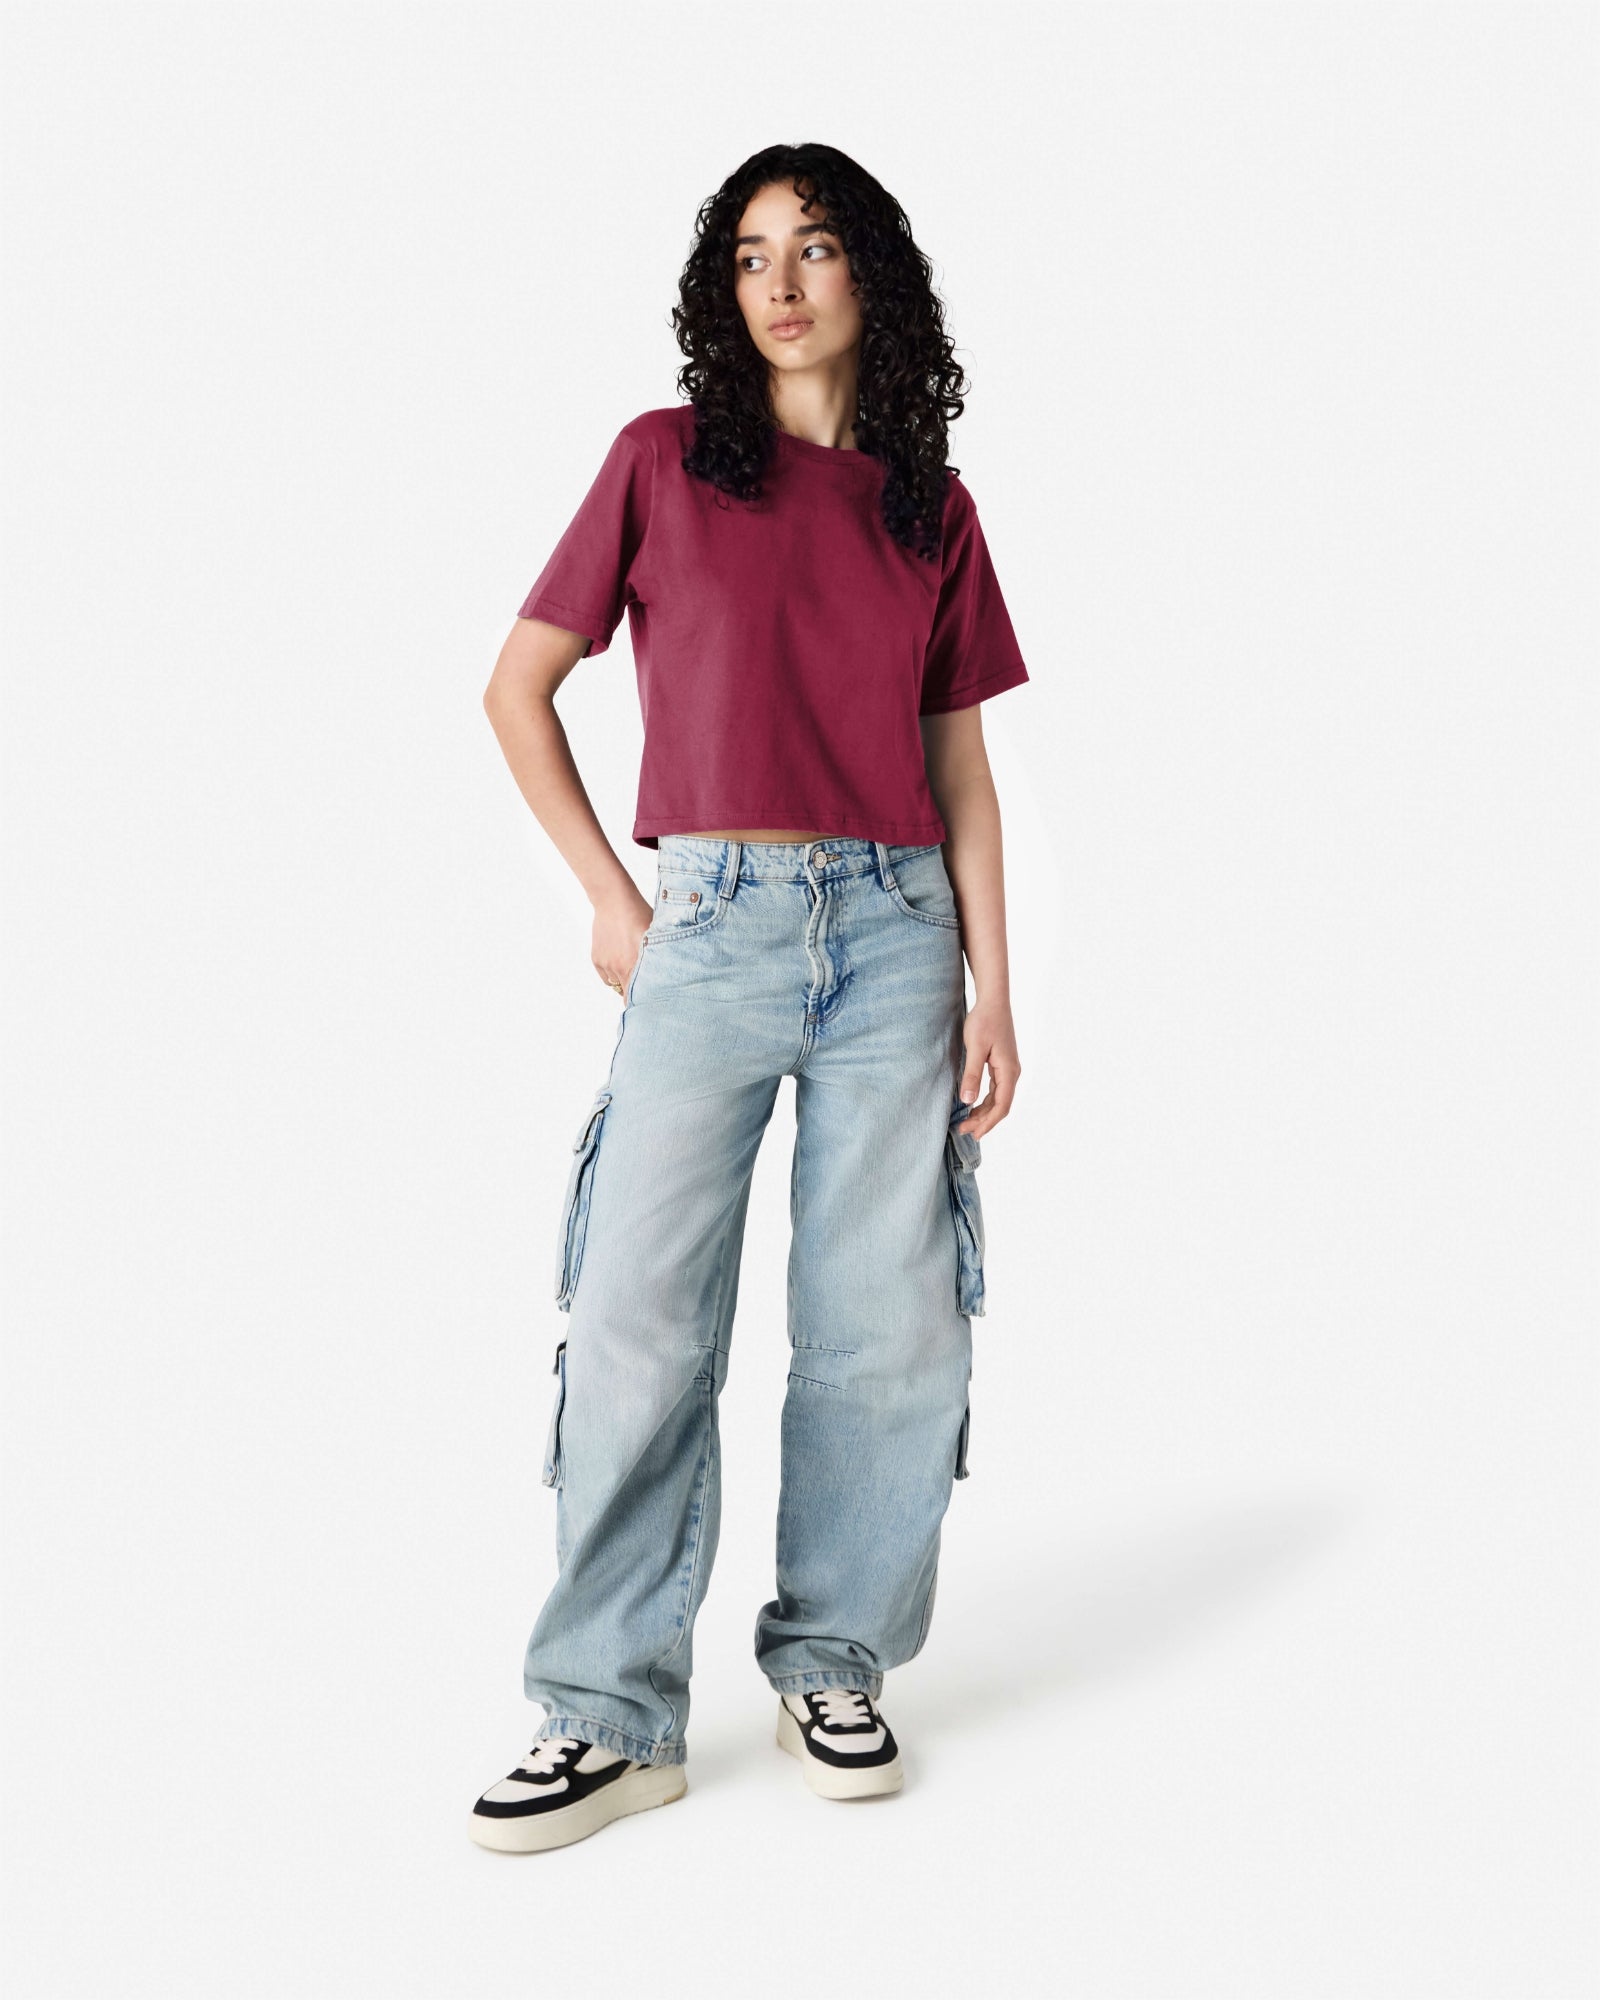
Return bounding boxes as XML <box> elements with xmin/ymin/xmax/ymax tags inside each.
<box><xmin>669</xmin><ymin>143</ymin><xmax>968</xmax><ymax>562</ymax></box>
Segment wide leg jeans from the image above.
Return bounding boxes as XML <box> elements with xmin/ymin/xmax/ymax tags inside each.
<box><xmin>522</xmin><ymin>834</ymin><xmax>987</xmax><ymax>1768</ymax></box>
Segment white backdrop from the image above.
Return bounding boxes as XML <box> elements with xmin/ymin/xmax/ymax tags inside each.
<box><xmin>3</xmin><ymin>3</ymin><xmax>1595</xmax><ymax>1995</ymax></box>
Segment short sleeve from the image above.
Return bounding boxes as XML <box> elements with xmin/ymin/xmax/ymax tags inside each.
<box><xmin>516</xmin><ymin>426</ymin><xmax>652</xmax><ymax>657</ymax></box>
<box><xmin>918</xmin><ymin>475</ymin><xmax>1031</xmax><ymax>714</ymax></box>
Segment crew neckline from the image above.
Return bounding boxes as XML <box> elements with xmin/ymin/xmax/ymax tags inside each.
<box><xmin>770</xmin><ymin>424</ymin><xmax>882</xmax><ymax>474</ymax></box>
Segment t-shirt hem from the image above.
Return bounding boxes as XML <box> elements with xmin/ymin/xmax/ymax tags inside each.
<box><xmin>631</xmin><ymin>808</ymin><xmax>948</xmax><ymax>848</ymax></box>
<box><xmin>919</xmin><ymin>659</ymin><xmax>1031</xmax><ymax>715</ymax></box>
<box><xmin>516</xmin><ymin>593</ymin><xmax>614</xmax><ymax>655</ymax></box>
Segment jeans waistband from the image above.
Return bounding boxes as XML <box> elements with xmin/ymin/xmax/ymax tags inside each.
<box><xmin>655</xmin><ymin>834</ymin><xmax>941</xmax><ymax>884</ymax></box>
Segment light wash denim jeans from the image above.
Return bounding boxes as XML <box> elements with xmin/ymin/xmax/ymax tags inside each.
<box><xmin>523</xmin><ymin>834</ymin><xmax>987</xmax><ymax>1768</ymax></box>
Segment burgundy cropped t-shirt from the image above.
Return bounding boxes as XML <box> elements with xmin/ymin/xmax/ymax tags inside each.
<box><xmin>516</xmin><ymin>403</ymin><xmax>1030</xmax><ymax>850</ymax></box>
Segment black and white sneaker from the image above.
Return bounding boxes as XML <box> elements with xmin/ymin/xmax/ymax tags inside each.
<box><xmin>776</xmin><ymin>1687</ymin><xmax>904</xmax><ymax>1799</ymax></box>
<box><xmin>468</xmin><ymin>1733</ymin><xmax>687</xmax><ymax>1852</ymax></box>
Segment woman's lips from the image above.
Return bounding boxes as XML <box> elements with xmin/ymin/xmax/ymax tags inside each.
<box><xmin>768</xmin><ymin>319</ymin><xmax>814</xmax><ymax>339</ymax></box>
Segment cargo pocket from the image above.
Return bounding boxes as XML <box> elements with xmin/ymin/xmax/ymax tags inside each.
<box><xmin>944</xmin><ymin>1102</ymin><xmax>987</xmax><ymax>1317</ymax></box>
<box><xmin>540</xmin><ymin>1338</ymin><xmax>568</xmax><ymax>1488</ymax></box>
<box><xmin>554</xmin><ymin>1088</ymin><xmax>612</xmax><ymax>1312</ymax></box>
<box><xmin>954</xmin><ymin>1396</ymin><xmax>972</xmax><ymax>1480</ymax></box>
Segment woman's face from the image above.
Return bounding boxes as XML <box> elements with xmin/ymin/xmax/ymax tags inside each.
<box><xmin>732</xmin><ymin>180</ymin><xmax>862</xmax><ymax>377</ymax></box>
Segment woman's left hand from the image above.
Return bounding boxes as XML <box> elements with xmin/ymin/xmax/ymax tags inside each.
<box><xmin>956</xmin><ymin>1000</ymin><xmax>1019</xmax><ymax>1139</ymax></box>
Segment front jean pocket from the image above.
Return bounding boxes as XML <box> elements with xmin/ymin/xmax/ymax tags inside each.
<box><xmin>555</xmin><ymin>1088</ymin><xmax>612</xmax><ymax>1311</ymax></box>
<box><xmin>943</xmin><ymin>1102</ymin><xmax>987</xmax><ymax>1317</ymax></box>
<box><xmin>644</xmin><ymin>871</ymin><xmax>730</xmax><ymax>942</ymax></box>
<box><xmin>885</xmin><ymin>844</ymin><xmax>960</xmax><ymax>930</ymax></box>
<box><xmin>541</xmin><ymin>1339</ymin><xmax>568</xmax><ymax>1488</ymax></box>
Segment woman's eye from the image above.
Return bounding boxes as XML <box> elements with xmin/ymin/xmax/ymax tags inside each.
<box><xmin>737</xmin><ymin>245</ymin><xmax>833</xmax><ymax>273</ymax></box>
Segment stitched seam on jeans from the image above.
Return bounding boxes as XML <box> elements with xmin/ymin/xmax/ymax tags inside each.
<box><xmin>645</xmin><ymin>1381</ymin><xmax>713</xmax><ymax>1739</ymax></box>
<box><xmin>913</xmin><ymin>1565</ymin><xmax>939</xmax><ymax>1654</ymax></box>
<box><xmin>887</xmin><ymin>880</ymin><xmax>960</xmax><ymax>929</ymax></box>
<box><xmin>641</xmin><ymin>903</ymin><xmax>730</xmax><ymax>945</ymax></box>
<box><xmin>770</xmin><ymin>1669</ymin><xmax>886</xmax><ymax>1696</ymax></box>
<box><xmin>535</xmin><ymin>1714</ymin><xmax>684</xmax><ymax>1766</ymax></box>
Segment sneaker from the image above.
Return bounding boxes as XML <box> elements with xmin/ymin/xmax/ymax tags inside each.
<box><xmin>468</xmin><ymin>1733</ymin><xmax>687</xmax><ymax>1852</ymax></box>
<box><xmin>776</xmin><ymin>1688</ymin><xmax>904</xmax><ymax>1799</ymax></box>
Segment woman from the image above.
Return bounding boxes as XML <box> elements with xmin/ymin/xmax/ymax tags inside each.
<box><xmin>470</xmin><ymin>143</ymin><xmax>1028</xmax><ymax>1853</ymax></box>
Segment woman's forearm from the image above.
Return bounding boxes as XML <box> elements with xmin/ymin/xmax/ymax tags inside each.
<box><xmin>939</xmin><ymin>767</ymin><xmax>1012</xmax><ymax>1006</ymax></box>
<box><xmin>482</xmin><ymin>682</ymin><xmax>636</xmax><ymax>914</ymax></box>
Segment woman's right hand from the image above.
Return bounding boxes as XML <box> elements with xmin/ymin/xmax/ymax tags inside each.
<box><xmin>593</xmin><ymin>886</ymin><xmax>653</xmax><ymax>1000</ymax></box>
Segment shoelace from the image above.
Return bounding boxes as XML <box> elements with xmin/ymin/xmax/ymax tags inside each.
<box><xmin>813</xmin><ymin>1687</ymin><xmax>873</xmax><ymax>1729</ymax></box>
<box><xmin>519</xmin><ymin>1734</ymin><xmax>583</xmax><ymax>1776</ymax></box>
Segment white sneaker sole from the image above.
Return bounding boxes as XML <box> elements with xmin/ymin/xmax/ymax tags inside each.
<box><xmin>468</xmin><ymin>1760</ymin><xmax>687</xmax><ymax>1853</ymax></box>
<box><xmin>776</xmin><ymin>1700</ymin><xmax>904</xmax><ymax>1799</ymax></box>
